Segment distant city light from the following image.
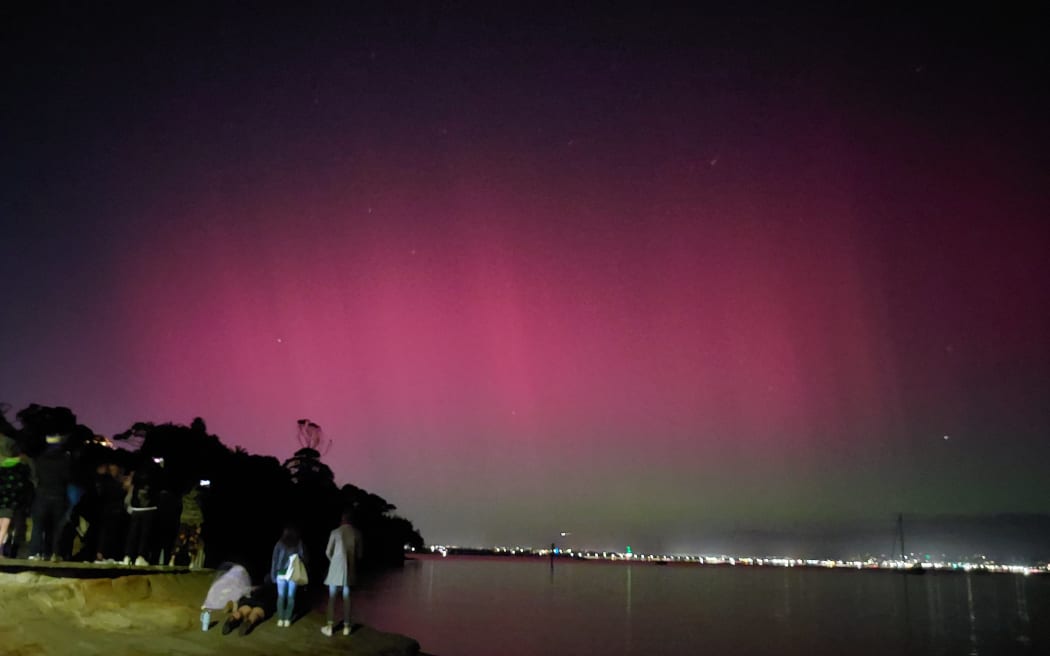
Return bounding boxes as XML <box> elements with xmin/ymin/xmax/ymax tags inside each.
<box><xmin>417</xmin><ymin>543</ymin><xmax>1048</xmax><ymax>576</ymax></box>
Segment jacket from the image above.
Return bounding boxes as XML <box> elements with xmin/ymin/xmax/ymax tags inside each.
<box><xmin>127</xmin><ymin>469</ymin><xmax>157</xmax><ymax>511</ymax></box>
<box><xmin>33</xmin><ymin>447</ymin><xmax>71</xmax><ymax>498</ymax></box>
<box><xmin>270</xmin><ymin>540</ymin><xmax>305</xmax><ymax>583</ymax></box>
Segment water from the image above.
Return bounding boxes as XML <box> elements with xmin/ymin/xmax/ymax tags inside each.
<box><xmin>350</xmin><ymin>555</ymin><xmax>1049</xmax><ymax>656</ymax></box>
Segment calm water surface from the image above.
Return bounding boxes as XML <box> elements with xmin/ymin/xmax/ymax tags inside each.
<box><xmin>352</xmin><ymin>555</ymin><xmax>1049</xmax><ymax>656</ymax></box>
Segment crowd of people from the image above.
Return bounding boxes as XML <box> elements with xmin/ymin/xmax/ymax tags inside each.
<box><xmin>205</xmin><ymin>513</ymin><xmax>363</xmax><ymax>638</ymax></box>
<box><xmin>3</xmin><ymin>429</ymin><xmax>367</xmax><ymax>638</ymax></box>
<box><xmin>0</xmin><ymin>432</ymin><xmax>204</xmax><ymax>567</ymax></box>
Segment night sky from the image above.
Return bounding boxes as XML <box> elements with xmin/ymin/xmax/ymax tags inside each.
<box><xmin>3</xmin><ymin>4</ymin><xmax>1048</xmax><ymax>552</ymax></box>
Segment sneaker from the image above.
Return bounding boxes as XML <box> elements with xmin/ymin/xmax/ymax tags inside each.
<box><xmin>343</xmin><ymin>626</ymin><xmax>351</xmax><ymax>636</ymax></box>
<box><xmin>121</xmin><ymin>556</ymin><xmax>131</xmax><ymax>565</ymax></box>
<box><xmin>27</xmin><ymin>554</ymin><xmax>42</xmax><ymax>561</ymax></box>
<box><xmin>320</xmin><ymin>624</ymin><xmax>333</xmax><ymax>637</ymax></box>
<box><xmin>135</xmin><ymin>556</ymin><xmax>149</xmax><ymax>567</ymax></box>
<box><xmin>49</xmin><ymin>554</ymin><xmax>62</xmax><ymax>563</ymax></box>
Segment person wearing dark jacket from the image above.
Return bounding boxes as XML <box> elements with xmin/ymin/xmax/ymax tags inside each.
<box><xmin>93</xmin><ymin>464</ymin><xmax>127</xmax><ymax>562</ymax></box>
<box><xmin>222</xmin><ymin>582</ymin><xmax>277</xmax><ymax>637</ymax></box>
<box><xmin>270</xmin><ymin>527</ymin><xmax>306</xmax><ymax>627</ymax></box>
<box><xmin>28</xmin><ymin>435</ymin><xmax>72</xmax><ymax>561</ymax></box>
<box><xmin>123</xmin><ymin>466</ymin><xmax>158</xmax><ymax>566</ymax></box>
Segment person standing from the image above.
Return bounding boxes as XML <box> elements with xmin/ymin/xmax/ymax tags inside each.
<box><xmin>94</xmin><ymin>463</ymin><xmax>127</xmax><ymax>562</ymax></box>
<box><xmin>270</xmin><ymin>526</ymin><xmax>305</xmax><ymax>627</ymax></box>
<box><xmin>320</xmin><ymin>512</ymin><xmax>363</xmax><ymax>637</ymax></box>
<box><xmin>123</xmin><ymin>465</ymin><xmax>158</xmax><ymax>566</ymax></box>
<box><xmin>29</xmin><ymin>435</ymin><xmax>72</xmax><ymax>561</ymax></box>
<box><xmin>0</xmin><ymin>447</ymin><xmax>33</xmax><ymax>558</ymax></box>
<box><xmin>170</xmin><ymin>483</ymin><xmax>204</xmax><ymax>567</ymax></box>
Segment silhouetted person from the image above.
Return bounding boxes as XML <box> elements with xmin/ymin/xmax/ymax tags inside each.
<box><xmin>0</xmin><ymin>445</ymin><xmax>33</xmax><ymax>558</ymax></box>
<box><xmin>29</xmin><ymin>435</ymin><xmax>72</xmax><ymax>561</ymax></box>
<box><xmin>321</xmin><ymin>512</ymin><xmax>363</xmax><ymax>636</ymax></box>
<box><xmin>62</xmin><ymin>468</ymin><xmax>96</xmax><ymax>561</ymax></box>
<box><xmin>94</xmin><ymin>464</ymin><xmax>127</xmax><ymax>562</ymax></box>
<box><xmin>123</xmin><ymin>466</ymin><xmax>158</xmax><ymax>566</ymax></box>
<box><xmin>153</xmin><ymin>480</ymin><xmax>180</xmax><ymax>565</ymax></box>
<box><xmin>171</xmin><ymin>484</ymin><xmax>204</xmax><ymax>567</ymax></box>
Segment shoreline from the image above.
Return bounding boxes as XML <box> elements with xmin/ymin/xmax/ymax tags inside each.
<box><xmin>0</xmin><ymin>566</ymin><xmax>422</xmax><ymax>656</ymax></box>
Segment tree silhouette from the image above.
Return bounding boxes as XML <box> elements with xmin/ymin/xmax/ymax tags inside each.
<box><xmin>2</xmin><ymin>403</ymin><xmax>426</xmax><ymax>574</ymax></box>
<box><xmin>15</xmin><ymin>403</ymin><xmax>77</xmax><ymax>455</ymax></box>
<box><xmin>283</xmin><ymin>447</ymin><xmax>337</xmax><ymax>488</ymax></box>
<box><xmin>283</xmin><ymin>420</ymin><xmax>336</xmax><ymax>488</ymax></box>
<box><xmin>295</xmin><ymin>419</ymin><xmax>331</xmax><ymax>454</ymax></box>
<box><xmin>0</xmin><ymin>403</ymin><xmax>17</xmax><ymax>438</ymax></box>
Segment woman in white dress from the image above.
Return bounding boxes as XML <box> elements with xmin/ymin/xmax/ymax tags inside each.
<box><xmin>320</xmin><ymin>512</ymin><xmax>363</xmax><ymax>636</ymax></box>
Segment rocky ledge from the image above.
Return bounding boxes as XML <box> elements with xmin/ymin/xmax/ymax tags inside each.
<box><xmin>0</xmin><ymin>569</ymin><xmax>421</xmax><ymax>656</ymax></box>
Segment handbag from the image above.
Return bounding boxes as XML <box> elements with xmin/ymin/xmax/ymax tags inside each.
<box><xmin>285</xmin><ymin>553</ymin><xmax>309</xmax><ymax>585</ymax></box>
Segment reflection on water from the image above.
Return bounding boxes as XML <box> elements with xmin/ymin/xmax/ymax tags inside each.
<box><xmin>1015</xmin><ymin>576</ymin><xmax>1031</xmax><ymax>647</ymax></box>
<box><xmin>350</xmin><ymin>555</ymin><xmax>1049</xmax><ymax>656</ymax></box>
<box><xmin>624</xmin><ymin>565</ymin><xmax>632</xmax><ymax>654</ymax></box>
<box><xmin>966</xmin><ymin>574</ymin><xmax>979</xmax><ymax>656</ymax></box>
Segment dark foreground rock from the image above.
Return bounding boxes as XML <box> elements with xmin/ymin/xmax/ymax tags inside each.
<box><xmin>0</xmin><ymin>570</ymin><xmax>420</xmax><ymax>656</ymax></box>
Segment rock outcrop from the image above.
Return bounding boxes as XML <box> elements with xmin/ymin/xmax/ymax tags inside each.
<box><xmin>0</xmin><ymin>570</ymin><xmax>421</xmax><ymax>656</ymax></box>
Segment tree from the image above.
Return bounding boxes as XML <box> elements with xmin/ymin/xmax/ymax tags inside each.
<box><xmin>282</xmin><ymin>420</ymin><xmax>337</xmax><ymax>489</ymax></box>
<box><xmin>1</xmin><ymin>403</ymin><xmax>425</xmax><ymax>573</ymax></box>
<box><xmin>14</xmin><ymin>403</ymin><xmax>77</xmax><ymax>455</ymax></box>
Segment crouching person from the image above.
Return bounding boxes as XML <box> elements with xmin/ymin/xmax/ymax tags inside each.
<box><xmin>221</xmin><ymin>585</ymin><xmax>276</xmax><ymax>637</ymax></box>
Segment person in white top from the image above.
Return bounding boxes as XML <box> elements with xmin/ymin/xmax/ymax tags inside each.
<box><xmin>320</xmin><ymin>512</ymin><xmax>363</xmax><ymax>636</ymax></box>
